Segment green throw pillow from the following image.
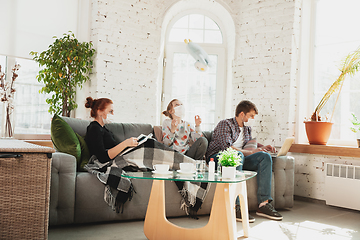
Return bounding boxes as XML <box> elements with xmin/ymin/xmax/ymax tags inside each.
<box><xmin>75</xmin><ymin>133</ymin><xmax>91</xmax><ymax>171</ymax></box>
<box><xmin>51</xmin><ymin>114</ymin><xmax>81</xmax><ymax>164</ymax></box>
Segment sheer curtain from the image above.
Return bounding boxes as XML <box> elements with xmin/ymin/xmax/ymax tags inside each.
<box><xmin>0</xmin><ymin>0</ymin><xmax>80</xmax><ymax>59</ymax></box>
<box><xmin>0</xmin><ymin>0</ymin><xmax>89</xmax><ymax>136</ymax></box>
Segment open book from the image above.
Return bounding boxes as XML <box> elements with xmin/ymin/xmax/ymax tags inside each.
<box><xmin>119</xmin><ymin>133</ymin><xmax>153</xmax><ymax>156</ymax></box>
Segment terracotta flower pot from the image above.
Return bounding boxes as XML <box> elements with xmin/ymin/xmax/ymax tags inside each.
<box><xmin>304</xmin><ymin>121</ymin><xmax>334</xmax><ymax>145</ymax></box>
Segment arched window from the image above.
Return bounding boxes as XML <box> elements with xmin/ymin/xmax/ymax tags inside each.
<box><xmin>169</xmin><ymin>14</ymin><xmax>222</xmax><ymax>44</ymax></box>
<box><xmin>162</xmin><ymin>13</ymin><xmax>226</xmax><ymax>131</ymax></box>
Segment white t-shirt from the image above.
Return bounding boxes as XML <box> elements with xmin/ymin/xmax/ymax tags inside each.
<box><xmin>232</xmin><ymin>127</ymin><xmax>244</xmax><ymax>149</ymax></box>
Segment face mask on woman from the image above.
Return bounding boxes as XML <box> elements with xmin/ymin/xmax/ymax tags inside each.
<box><xmin>173</xmin><ymin>105</ymin><xmax>185</xmax><ymax>119</ymax></box>
<box><xmin>102</xmin><ymin>114</ymin><xmax>114</xmax><ymax>124</ymax></box>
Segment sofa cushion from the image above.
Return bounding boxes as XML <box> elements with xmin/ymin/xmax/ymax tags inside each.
<box><xmin>75</xmin><ymin>133</ymin><xmax>91</xmax><ymax>171</ymax></box>
<box><xmin>51</xmin><ymin>114</ymin><xmax>81</xmax><ymax>163</ymax></box>
<box><xmin>153</xmin><ymin>126</ymin><xmax>164</xmax><ymax>143</ymax></box>
<box><xmin>105</xmin><ymin>123</ymin><xmax>153</xmax><ymax>143</ymax></box>
<box><xmin>61</xmin><ymin>116</ymin><xmax>91</xmax><ymax>137</ymax></box>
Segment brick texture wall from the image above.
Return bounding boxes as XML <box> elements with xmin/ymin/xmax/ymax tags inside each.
<box><xmin>83</xmin><ymin>0</ymin><xmax>355</xmax><ymax>201</ymax></box>
<box><xmin>230</xmin><ymin>0</ymin><xmax>301</xmax><ymax>146</ymax></box>
<box><xmin>86</xmin><ymin>0</ymin><xmax>301</xmax><ymax>143</ymax></box>
<box><xmin>86</xmin><ymin>0</ymin><xmax>177</xmax><ymax>124</ymax></box>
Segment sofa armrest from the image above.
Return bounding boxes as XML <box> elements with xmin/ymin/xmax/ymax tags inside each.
<box><xmin>49</xmin><ymin>152</ymin><xmax>77</xmax><ymax>226</ymax></box>
<box><xmin>272</xmin><ymin>155</ymin><xmax>295</xmax><ymax>209</ymax></box>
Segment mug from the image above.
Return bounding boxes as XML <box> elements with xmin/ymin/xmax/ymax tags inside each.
<box><xmin>154</xmin><ymin>164</ymin><xmax>169</xmax><ymax>172</ymax></box>
<box><xmin>180</xmin><ymin>162</ymin><xmax>195</xmax><ymax>172</ymax></box>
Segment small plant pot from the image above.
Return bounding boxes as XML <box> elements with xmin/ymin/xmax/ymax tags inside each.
<box><xmin>304</xmin><ymin>121</ymin><xmax>333</xmax><ymax>145</ymax></box>
<box><xmin>221</xmin><ymin>166</ymin><xmax>236</xmax><ymax>179</ymax></box>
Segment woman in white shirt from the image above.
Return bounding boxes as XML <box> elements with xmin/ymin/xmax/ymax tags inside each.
<box><xmin>162</xmin><ymin>99</ymin><xmax>208</xmax><ymax>160</ymax></box>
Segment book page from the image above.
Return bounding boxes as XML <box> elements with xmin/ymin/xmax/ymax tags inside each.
<box><xmin>119</xmin><ymin>133</ymin><xmax>153</xmax><ymax>156</ymax></box>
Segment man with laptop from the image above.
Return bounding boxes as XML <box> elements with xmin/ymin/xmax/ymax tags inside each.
<box><xmin>206</xmin><ymin>100</ymin><xmax>289</xmax><ymax>222</ymax></box>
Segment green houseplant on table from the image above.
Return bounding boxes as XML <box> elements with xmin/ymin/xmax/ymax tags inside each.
<box><xmin>218</xmin><ymin>147</ymin><xmax>242</xmax><ymax>179</ymax></box>
<box><xmin>30</xmin><ymin>31</ymin><xmax>95</xmax><ymax>117</ymax></box>
<box><xmin>305</xmin><ymin>46</ymin><xmax>360</xmax><ymax>145</ymax></box>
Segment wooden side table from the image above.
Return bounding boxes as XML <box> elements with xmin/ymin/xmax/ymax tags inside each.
<box><xmin>122</xmin><ymin>170</ymin><xmax>257</xmax><ymax>239</ymax></box>
<box><xmin>0</xmin><ymin>139</ymin><xmax>55</xmax><ymax>240</ymax></box>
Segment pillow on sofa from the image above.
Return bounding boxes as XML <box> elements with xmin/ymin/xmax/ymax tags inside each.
<box><xmin>75</xmin><ymin>133</ymin><xmax>91</xmax><ymax>171</ymax></box>
<box><xmin>243</xmin><ymin>138</ymin><xmax>257</xmax><ymax>149</ymax></box>
<box><xmin>51</xmin><ymin>114</ymin><xmax>81</xmax><ymax>163</ymax></box>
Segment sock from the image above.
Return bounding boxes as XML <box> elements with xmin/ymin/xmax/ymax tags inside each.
<box><xmin>259</xmin><ymin>201</ymin><xmax>267</xmax><ymax>208</ymax></box>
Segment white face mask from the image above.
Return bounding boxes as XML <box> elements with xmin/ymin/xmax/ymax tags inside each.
<box><xmin>174</xmin><ymin>105</ymin><xmax>185</xmax><ymax>119</ymax></box>
<box><xmin>245</xmin><ymin>118</ymin><xmax>255</xmax><ymax>127</ymax></box>
<box><xmin>102</xmin><ymin>114</ymin><xmax>114</xmax><ymax>124</ymax></box>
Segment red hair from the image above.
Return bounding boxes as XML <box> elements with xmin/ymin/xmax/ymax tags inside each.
<box><xmin>85</xmin><ymin>97</ymin><xmax>113</xmax><ymax>118</ymax></box>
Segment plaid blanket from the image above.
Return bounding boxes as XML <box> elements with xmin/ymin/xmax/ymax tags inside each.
<box><xmin>84</xmin><ymin>139</ymin><xmax>210</xmax><ymax>216</ymax></box>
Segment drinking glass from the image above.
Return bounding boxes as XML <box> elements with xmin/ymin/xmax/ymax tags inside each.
<box><xmin>196</xmin><ymin>160</ymin><xmax>206</xmax><ymax>172</ymax></box>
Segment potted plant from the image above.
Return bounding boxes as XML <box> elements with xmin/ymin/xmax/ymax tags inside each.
<box><xmin>350</xmin><ymin>113</ymin><xmax>360</xmax><ymax>148</ymax></box>
<box><xmin>305</xmin><ymin>46</ymin><xmax>360</xmax><ymax>145</ymax></box>
<box><xmin>218</xmin><ymin>147</ymin><xmax>242</xmax><ymax>179</ymax></box>
<box><xmin>30</xmin><ymin>31</ymin><xmax>95</xmax><ymax>117</ymax></box>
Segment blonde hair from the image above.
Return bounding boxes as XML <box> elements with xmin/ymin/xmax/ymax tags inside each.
<box><xmin>162</xmin><ymin>99</ymin><xmax>178</xmax><ymax>120</ymax></box>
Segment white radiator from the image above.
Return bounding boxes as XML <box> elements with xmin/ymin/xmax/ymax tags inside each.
<box><xmin>325</xmin><ymin>163</ymin><xmax>360</xmax><ymax>211</ymax></box>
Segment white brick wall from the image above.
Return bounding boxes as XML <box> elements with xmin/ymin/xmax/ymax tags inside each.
<box><xmin>231</xmin><ymin>0</ymin><xmax>301</xmax><ymax>146</ymax></box>
<box><xmin>81</xmin><ymin>0</ymin><xmax>360</xmax><ymax>201</ymax></box>
<box><xmin>86</xmin><ymin>0</ymin><xmax>301</xmax><ymax>137</ymax></box>
<box><xmin>85</xmin><ymin>0</ymin><xmax>168</xmax><ymax>124</ymax></box>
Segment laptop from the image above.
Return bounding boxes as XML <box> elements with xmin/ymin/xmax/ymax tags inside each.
<box><xmin>270</xmin><ymin>137</ymin><xmax>295</xmax><ymax>157</ymax></box>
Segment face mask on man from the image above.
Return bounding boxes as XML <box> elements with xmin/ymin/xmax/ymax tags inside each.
<box><xmin>245</xmin><ymin>118</ymin><xmax>256</xmax><ymax>127</ymax></box>
<box><xmin>174</xmin><ymin>105</ymin><xmax>185</xmax><ymax>119</ymax></box>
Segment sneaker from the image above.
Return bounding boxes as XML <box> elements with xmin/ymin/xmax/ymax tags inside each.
<box><xmin>256</xmin><ymin>203</ymin><xmax>283</xmax><ymax>220</ymax></box>
<box><xmin>235</xmin><ymin>205</ymin><xmax>255</xmax><ymax>223</ymax></box>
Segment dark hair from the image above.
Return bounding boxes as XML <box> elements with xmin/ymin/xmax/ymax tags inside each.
<box><xmin>162</xmin><ymin>99</ymin><xmax>178</xmax><ymax>120</ymax></box>
<box><xmin>235</xmin><ymin>100</ymin><xmax>258</xmax><ymax>117</ymax></box>
<box><xmin>85</xmin><ymin>97</ymin><xmax>113</xmax><ymax>118</ymax></box>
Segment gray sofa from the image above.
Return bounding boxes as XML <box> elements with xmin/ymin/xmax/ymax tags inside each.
<box><xmin>49</xmin><ymin>116</ymin><xmax>295</xmax><ymax>226</ymax></box>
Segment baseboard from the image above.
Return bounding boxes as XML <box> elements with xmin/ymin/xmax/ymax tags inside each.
<box><xmin>294</xmin><ymin>195</ymin><xmax>326</xmax><ymax>205</ymax></box>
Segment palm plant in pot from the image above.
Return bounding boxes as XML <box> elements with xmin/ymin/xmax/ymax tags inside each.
<box><xmin>218</xmin><ymin>147</ymin><xmax>242</xmax><ymax>179</ymax></box>
<box><xmin>305</xmin><ymin>46</ymin><xmax>360</xmax><ymax>145</ymax></box>
<box><xmin>30</xmin><ymin>31</ymin><xmax>95</xmax><ymax>117</ymax></box>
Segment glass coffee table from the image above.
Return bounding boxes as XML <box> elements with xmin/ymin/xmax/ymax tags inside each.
<box><xmin>122</xmin><ymin>170</ymin><xmax>257</xmax><ymax>240</ymax></box>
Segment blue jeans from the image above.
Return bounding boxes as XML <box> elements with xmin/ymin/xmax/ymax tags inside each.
<box><xmin>209</xmin><ymin>151</ymin><xmax>273</xmax><ymax>206</ymax></box>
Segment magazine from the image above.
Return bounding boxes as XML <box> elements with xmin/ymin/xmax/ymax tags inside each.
<box><xmin>119</xmin><ymin>133</ymin><xmax>153</xmax><ymax>156</ymax></box>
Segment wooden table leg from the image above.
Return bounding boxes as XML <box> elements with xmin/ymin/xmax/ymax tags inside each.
<box><xmin>144</xmin><ymin>180</ymin><xmax>249</xmax><ymax>240</ymax></box>
<box><xmin>236</xmin><ymin>182</ymin><xmax>250</xmax><ymax>237</ymax></box>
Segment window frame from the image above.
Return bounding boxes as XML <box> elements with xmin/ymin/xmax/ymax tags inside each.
<box><xmin>297</xmin><ymin>0</ymin><xmax>360</xmax><ymax>147</ymax></box>
<box><xmin>162</xmin><ymin>11</ymin><xmax>228</xmax><ymax>128</ymax></box>
<box><xmin>0</xmin><ymin>55</ymin><xmax>51</xmax><ymax>140</ymax></box>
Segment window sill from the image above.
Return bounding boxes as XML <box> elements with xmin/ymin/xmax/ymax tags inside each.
<box><xmin>24</xmin><ymin>140</ymin><xmax>53</xmax><ymax>148</ymax></box>
<box><xmin>13</xmin><ymin>134</ymin><xmax>53</xmax><ymax>148</ymax></box>
<box><xmin>289</xmin><ymin>144</ymin><xmax>360</xmax><ymax>158</ymax></box>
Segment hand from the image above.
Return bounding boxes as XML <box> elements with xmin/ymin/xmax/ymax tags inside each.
<box><xmin>195</xmin><ymin>115</ymin><xmax>202</xmax><ymax>127</ymax></box>
<box><xmin>251</xmin><ymin>148</ymin><xmax>264</xmax><ymax>154</ymax></box>
<box><xmin>125</xmin><ymin>137</ymin><xmax>138</xmax><ymax>147</ymax></box>
<box><xmin>263</xmin><ymin>145</ymin><xmax>276</xmax><ymax>153</ymax></box>
<box><xmin>171</xmin><ymin>119</ymin><xmax>179</xmax><ymax>133</ymax></box>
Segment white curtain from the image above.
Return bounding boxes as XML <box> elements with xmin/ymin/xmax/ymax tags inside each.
<box><xmin>0</xmin><ymin>0</ymin><xmax>88</xmax><ymax>59</ymax></box>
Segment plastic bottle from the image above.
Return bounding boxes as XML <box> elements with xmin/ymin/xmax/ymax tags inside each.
<box><xmin>209</xmin><ymin>158</ymin><xmax>215</xmax><ymax>173</ymax></box>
